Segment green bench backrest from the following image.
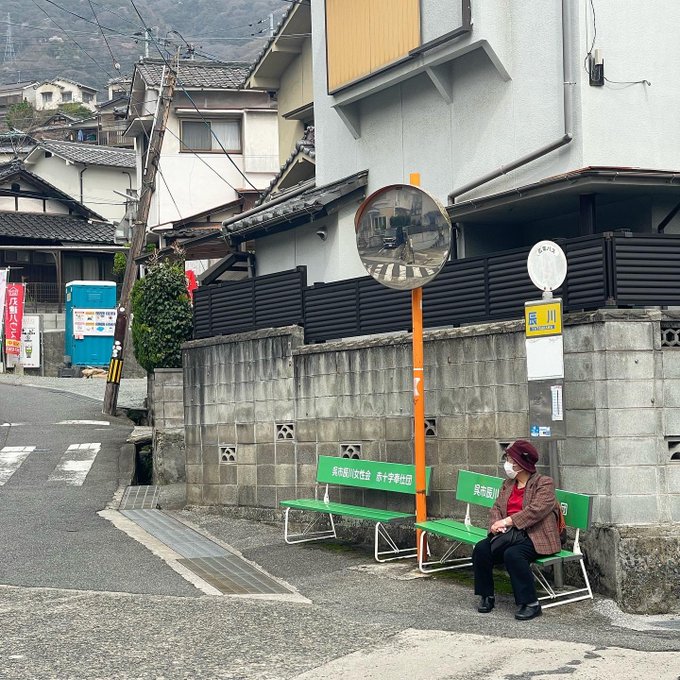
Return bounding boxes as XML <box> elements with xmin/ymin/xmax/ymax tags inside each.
<box><xmin>317</xmin><ymin>455</ymin><xmax>432</xmax><ymax>495</ymax></box>
<box><xmin>456</xmin><ymin>470</ymin><xmax>592</xmax><ymax>530</ymax></box>
<box><xmin>456</xmin><ymin>470</ymin><xmax>504</xmax><ymax>508</ymax></box>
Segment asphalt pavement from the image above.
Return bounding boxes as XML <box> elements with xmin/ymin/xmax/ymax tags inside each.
<box><xmin>0</xmin><ymin>376</ymin><xmax>678</xmax><ymax>679</ymax></box>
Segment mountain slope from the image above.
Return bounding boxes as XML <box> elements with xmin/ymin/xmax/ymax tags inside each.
<box><xmin>0</xmin><ymin>0</ymin><xmax>289</xmax><ymax>92</ymax></box>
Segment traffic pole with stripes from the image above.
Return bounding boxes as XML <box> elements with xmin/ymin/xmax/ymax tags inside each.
<box><xmin>103</xmin><ymin>307</ymin><xmax>128</xmax><ymax>415</ymax></box>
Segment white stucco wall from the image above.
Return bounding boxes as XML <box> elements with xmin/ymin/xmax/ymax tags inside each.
<box><xmin>25</xmin><ymin>154</ymin><xmax>134</xmax><ymax>222</ymax></box>
<box><xmin>132</xmin><ymin>89</ymin><xmax>278</xmax><ymax>227</ymax></box>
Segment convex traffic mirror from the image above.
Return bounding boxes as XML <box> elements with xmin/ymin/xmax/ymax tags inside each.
<box><xmin>355</xmin><ymin>184</ymin><xmax>452</xmax><ymax>291</ymax></box>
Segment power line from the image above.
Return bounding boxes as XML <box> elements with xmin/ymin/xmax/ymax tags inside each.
<box><xmin>87</xmin><ymin>0</ymin><xmax>121</xmax><ymax>73</ymax></box>
<box><xmin>127</xmin><ymin>0</ymin><xmax>260</xmax><ymax>193</ymax></box>
<box><xmin>30</xmin><ymin>0</ymin><xmax>115</xmax><ymax>80</ymax></box>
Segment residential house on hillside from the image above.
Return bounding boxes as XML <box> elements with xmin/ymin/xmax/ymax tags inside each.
<box><xmin>24</xmin><ymin>139</ymin><xmax>136</xmax><ymax>223</ymax></box>
<box><xmin>124</xmin><ymin>58</ymin><xmax>278</xmax><ymax>277</ymax></box>
<box><xmin>25</xmin><ymin>78</ymin><xmax>98</xmax><ymax>112</ymax></box>
<box><xmin>0</xmin><ymin>81</ymin><xmax>37</xmax><ymax>124</ymax></box>
<box><xmin>0</xmin><ymin>160</ymin><xmax>118</xmax><ymax>307</ymax></box>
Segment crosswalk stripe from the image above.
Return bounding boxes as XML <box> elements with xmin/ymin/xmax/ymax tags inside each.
<box><xmin>56</xmin><ymin>420</ymin><xmax>110</xmax><ymax>426</ymax></box>
<box><xmin>0</xmin><ymin>446</ymin><xmax>36</xmax><ymax>485</ymax></box>
<box><xmin>0</xmin><ymin>423</ymin><xmax>22</xmax><ymax>427</ymax></box>
<box><xmin>48</xmin><ymin>443</ymin><xmax>101</xmax><ymax>486</ymax></box>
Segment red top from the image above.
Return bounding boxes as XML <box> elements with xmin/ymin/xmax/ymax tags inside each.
<box><xmin>506</xmin><ymin>484</ymin><xmax>526</xmax><ymax>516</ymax></box>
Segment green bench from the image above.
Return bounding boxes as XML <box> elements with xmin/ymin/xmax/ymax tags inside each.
<box><xmin>281</xmin><ymin>455</ymin><xmax>431</xmax><ymax>562</ymax></box>
<box><xmin>415</xmin><ymin>469</ymin><xmax>594</xmax><ymax>609</ymax></box>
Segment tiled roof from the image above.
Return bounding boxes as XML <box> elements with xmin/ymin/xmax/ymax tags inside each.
<box><xmin>225</xmin><ymin>170</ymin><xmax>368</xmax><ymax>243</ymax></box>
<box><xmin>37</xmin><ymin>139</ymin><xmax>135</xmax><ymax>168</ymax></box>
<box><xmin>136</xmin><ymin>60</ymin><xmax>250</xmax><ymax>89</ymax></box>
<box><xmin>0</xmin><ymin>81</ymin><xmax>36</xmax><ymax>94</ymax></box>
<box><xmin>0</xmin><ymin>211</ymin><xmax>115</xmax><ymax>244</ymax></box>
<box><xmin>258</xmin><ymin>126</ymin><xmax>315</xmax><ymax>204</ymax></box>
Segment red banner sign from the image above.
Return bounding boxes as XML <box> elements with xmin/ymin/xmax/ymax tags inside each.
<box><xmin>4</xmin><ymin>283</ymin><xmax>25</xmax><ymax>356</ymax></box>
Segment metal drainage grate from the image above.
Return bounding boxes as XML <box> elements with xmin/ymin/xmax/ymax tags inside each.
<box><xmin>120</xmin><ymin>509</ymin><xmax>295</xmax><ymax>596</ymax></box>
<box><xmin>177</xmin><ymin>556</ymin><xmax>293</xmax><ymax>595</ymax></box>
<box><xmin>119</xmin><ymin>485</ymin><xmax>160</xmax><ymax>510</ymax></box>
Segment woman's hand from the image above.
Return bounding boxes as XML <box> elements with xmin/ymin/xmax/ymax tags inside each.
<box><xmin>490</xmin><ymin>517</ymin><xmax>512</xmax><ymax>534</ymax></box>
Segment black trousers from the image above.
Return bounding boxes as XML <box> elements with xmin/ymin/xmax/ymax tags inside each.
<box><xmin>472</xmin><ymin>535</ymin><xmax>539</xmax><ymax>605</ymax></box>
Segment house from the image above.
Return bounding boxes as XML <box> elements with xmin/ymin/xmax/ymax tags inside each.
<box><xmin>124</xmin><ymin>58</ymin><xmax>279</xmax><ymax>275</ymax></box>
<box><xmin>0</xmin><ymin>81</ymin><xmax>37</xmax><ymax>124</ymax></box>
<box><xmin>24</xmin><ymin>139</ymin><xmax>136</xmax><ymax>222</ymax></box>
<box><xmin>181</xmin><ymin>0</ymin><xmax>680</xmax><ymax>614</ymax></box>
<box><xmin>0</xmin><ymin>160</ymin><xmax>119</xmax><ymax>307</ymax></box>
<box><xmin>26</xmin><ymin>78</ymin><xmax>98</xmax><ymax>112</ymax></box>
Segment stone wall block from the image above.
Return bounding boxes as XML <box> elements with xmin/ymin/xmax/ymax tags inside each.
<box><xmin>565</xmin><ymin>410</ymin><xmax>596</xmax><ymax>438</ymax></box>
<box><xmin>438</xmin><ymin>415</ymin><xmax>466</xmax><ymax>439</ymax></box>
<box><xmin>185</xmin><ymin>444</ymin><xmax>202</xmax><ymax>466</ymax></box>
<box><xmin>607</xmin><ymin>408</ymin><xmax>659</xmax><ymax>437</ymax></box>
<box><xmin>360</xmin><ymin>418</ymin><xmax>386</xmax><ymax>441</ymax></box>
<box><xmin>219</xmin><ymin>485</ymin><xmax>238</xmax><ymax>506</ymax></box>
<box><xmin>608</xmin><ymin>466</ymin><xmax>657</xmax><ymax>496</ymax></box>
<box><xmin>200</xmin><ymin>424</ymin><xmax>218</xmax><ymax>446</ymax></box>
<box><xmin>384</xmin><ymin>441</ymin><xmax>412</xmax><ymax>465</ymax></box>
<box><xmin>495</xmin><ymin>384</ymin><xmax>527</xmax><ymax>412</ymax></box>
<box><xmin>338</xmin><ymin>418</ymin><xmax>362</xmax><ymax>440</ymax></box>
<box><xmin>607</xmin><ymin>380</ymin><xmax>655</xmax><ymax>409</ymax></box>
<box><xmin>255</xmin><ymin>421</ymin><xmax>274</xmax><ymax>444</ymax></box>
<box><xmin>316</xmin><ymin>418</ymin><xmax>339</xmax><ymax>442</ymax></box>
<box><xmin>561</xmin><ymin>437</ymin><xmax>598</xmax><ymax>466</ymax></box>
<box><xmin>218</xmin><ymin>423</ymin><xmax>236</xmax><ymax>444</ymax></box>
<box><xmin>437</xmin><ymin>439</ymin><xmax>468</xmax><ymax>466</ymax></box>
<box><xmin>384</xmin><ymin>416</ymin><xmax>411</xmax><ymax>441</ymax></box>
<box><xmin>564</xmin><ymin>353</ymin><xmax>604</xmax><ymax>381</ymax></box>
<box><xmin>219</xmin><ymin>465</ymin><xmax>237</xmax><ymax>485</ymax></box>
<box><xmin>296</xmin><ymin>443</ymin><xmax>317</xmax><ymax>466</ymax></box>
<box><xmin>236</xmin><ymin>464</ymin><xmax>257</xmax><ymax>488</ymax></box>
<box><xmin>296</xmin><ymin>464</ymin><xmax>318</xmax><ymax>486</ymax></box>
<box><xmin>275</xmin><ymin>442</ymin><xmax>296</xmax><ymax>465</ymax></box>
<box><xmin>496</xmin><ymin>411</ymin><xmax>528</xmax><ymax>439</ymax></box>
<box><xmin>468</xmin><ymin>439</ymin><xmax>503</xmax><ymax>466</ymax></box>
<box><xmin>186</xmin><ymin>484</ymin><xmax>202</xmax><ymax>505</ymax></box>
<box><xmin>236</xmin><ymin>423</ymin><xmax>255</xmax><ymax>444</ymax></box>
<box><xmin>438</xmin><ymin>388</ymin><xmax>465</xmax><ymax>416</ymax></box>
<box><xmin>186</xmin><ymin>465</ymin><xmax>203</xmax><ymax>484</ymax></box>
<box><xmin>203</xmin><ymin>485</ymin><xmax>220</xmax><ymax>505</ymax></box>
<box><xmin>238</xmin><ymin>485</ymin><xmax>257</xmax><ymax>506</ymax></box>
<box><xmin>607</xmin><ymin>437</ymin><xmax>659</xmax><ymax>466</ymax></box>
<box><xmin>666</xmin><ymin>464</ymin><xmax>680</xmax><ymax>494</ymax></box>
<box><xmin>563</xmin><ymin>324</ymin><xmax>595</xmax><ymax>353</ymax></box>
<box><xmin>465</xmin><ymin>386</ymin><xmax>496</xmax><ymax>413</ymax></box>
<box><xmin>275</xmin><ymin>464</ymin><xmax>296</xmax><ymax>486</ymax></box>
<box><xmin>559</xmin><ymin>466</ymin><xmax>599</xmax><ymax>495</ymax></box>
<box><xmin>605</xmin><ymin>351</ymin><xmax>654</xmax><ymax>380</ymax></box>
<box><xmin>256</xmin><ymin>443</ymin><xmax>275</xmax><ymax>465</ymax></box>
<box><xmin>275</xmin><ymin>486</ymin><xmax>297</xmax><ymax>505</ymax></box>
<box><xmin>563</xmin><ymin>381</ymin><xmax>595</xmax><ymax>410</ymax></box>
<box><xmin>466</xmin><ymin>413</ymin><xmax>497</xmax><ymax>439</ymax></box>
<box><xmin>604</xmin><ymin>322</ymin><xmax>654</xmax><ymax>351</ymax></box>
<box><xmin>257</xmin><ymin>464</ymin><xmax>275</xmax><ymax>486</ymax></box>
<box><xmin>235</xmin><ymin>402</ymin><xmax>255</xmax><ymax>422</ymax></box>
<box><xmin>610</xmin><ymin>495</ymin><xmax>659</xmax><ymax>524</ymax></box>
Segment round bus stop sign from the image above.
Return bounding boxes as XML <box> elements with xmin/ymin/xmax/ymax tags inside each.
<box><xmin>527</xmin><ymin>240</ymin><xmax>567</xmax><ymax>293</ymax></box>
<box><xmin>355</xmin><ymin>184</ymin><xmax>452</xmax><ymax>291</ymax></box>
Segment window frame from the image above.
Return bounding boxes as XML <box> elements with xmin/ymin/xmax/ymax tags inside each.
<box><xmin>179</xmin><ymin>117</ymin><xmax>243</xmax><ymax>154</ymax></box>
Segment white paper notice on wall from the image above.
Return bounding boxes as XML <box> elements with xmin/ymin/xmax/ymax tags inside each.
<box><xmin>525</xmin><ymin>335</ymin><xmax>564</xmax><ymax>381</ymax></box>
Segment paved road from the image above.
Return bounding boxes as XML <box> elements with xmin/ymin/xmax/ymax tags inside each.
<box><xmin>0</xmin><ymin>382</ymin><xmax>197</xmax><ymax>596</ymax></box>
<box><xmin>0</xmin><ymin>380</ymin><xmax>678</xmax><ymax>679</ymax></box>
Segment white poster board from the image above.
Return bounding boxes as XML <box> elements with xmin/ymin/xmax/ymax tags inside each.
<box><xmin>20</xmin><ymin>315</ymin><xmax>40</xmax><ymax>368</ymax></box>
<box><xmin>525</xmin><ymin>335</ymin><xmax>565</xmax><ymax>381</ymax></box>
<box><xmin>73</xmin><ymin>308</ymin><xmax>116</xmax><ymax>338</ymax></box>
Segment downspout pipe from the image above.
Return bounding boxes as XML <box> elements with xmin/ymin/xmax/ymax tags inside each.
<box><xmin>79</xmin><ymin>164</ymin><xmax>88</xmax><ymax>206</ymax></box>
<box><xmin>448</xmin><ymin>0</ymin><xmax>575</xmax><ymax>203</ymax></box>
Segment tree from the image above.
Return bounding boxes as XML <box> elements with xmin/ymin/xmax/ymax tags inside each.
<box><xmin>5</xmin><ymin>101</ymin><xmax>38</xmax><ymax>131</ymax></box>
<box><xmin>58</xmin><ymin>103</ymin><xmax>94</xmax><ymax>119</ymax></box>
<box><xmin>131</xmin><ymin>260</ymin><xmax>193</xmax><ymax>372</ymax></box>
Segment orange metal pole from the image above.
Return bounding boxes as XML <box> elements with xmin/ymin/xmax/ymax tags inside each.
<box><xmin>412</xmin><ymin>286</ymin><xmax>427</xmax><ymax>558</ymax></box>
<box><xmin>409</xmin><ymin>172</ymin><xmax>427</xmax><ymax>560</ymax></box>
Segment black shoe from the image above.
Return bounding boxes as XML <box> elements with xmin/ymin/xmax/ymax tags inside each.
<box><xmin>515</xmin><ymin>603</ymin><xmax>542</xmax><ymax>620</ymax></box>
<box><xmin>477</xmin><ymin>596</ymin><xmax>495</xmax><ymax>613</ymax></box>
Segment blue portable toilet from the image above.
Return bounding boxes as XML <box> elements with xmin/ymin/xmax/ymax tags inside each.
<box><xmin>64</xmin><ymin>281</ymin><xmax>117</xmax><ymax>367</ymax></box>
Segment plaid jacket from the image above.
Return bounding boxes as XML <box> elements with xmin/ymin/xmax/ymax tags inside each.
<box><xmin>489</xmin><ymin>472</ymin><xmax>561</xmax><ymax>555</ymax></box>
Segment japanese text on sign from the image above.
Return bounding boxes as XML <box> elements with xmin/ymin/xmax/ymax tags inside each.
<box><xmin>525</xmin><ymin>300</ymin><xmax>562</xmax><ymax>337</ymax></box>
<box><xmin>4</xmin><ymin>283</ymin><xmax>25</xmax><ymax>356</ymax></box>
<box><xmin>473</xmin><ymin>484</ymin><xmax>500</xmax><ymax>501</ymax></box>
<box><xmin>73</xmin><ymin>308</ymin><xmax>117</xmax><ymax>337</ymax></box>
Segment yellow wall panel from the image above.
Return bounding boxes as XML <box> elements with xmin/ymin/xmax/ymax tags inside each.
<box><xmin>326</xmin><ymin>0</ymin><xmax>420</xmax><ymax>92</ymax></box>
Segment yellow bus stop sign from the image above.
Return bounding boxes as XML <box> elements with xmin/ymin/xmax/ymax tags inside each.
<box><xmin>525</xmin><ymin>299</ymin><xmax>562</xmax><ymax>337</ymax></box>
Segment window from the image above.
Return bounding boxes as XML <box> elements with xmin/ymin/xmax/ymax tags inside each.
<box><xmin>82</xmin><ymin>92</ymin><xmax>93</xmax><ymax>103</ymax></box>
<box><xmin>326</xmin><ymin>0</ymin><xmax>421</xmax><ymax>91</ymax></box>
<box><xmin>41</xmin><ymin>92</ymin><xmax>53</xmax><ymax>104</ymax></box>
<box><xmin>180</xmin><ymin>119</ymin><xmax>242</xmax><ymax>153</ymax></box>
<box><xmin>62</xmin><ymin>91</ymin><xmax>72</xmax><ymax>102</ymax></box>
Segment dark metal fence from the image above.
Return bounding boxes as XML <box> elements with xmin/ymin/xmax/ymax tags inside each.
<box><xmin>193</xmin><ymin>232</ymin><xmax>680</xmax><ymax>343</ymax></box>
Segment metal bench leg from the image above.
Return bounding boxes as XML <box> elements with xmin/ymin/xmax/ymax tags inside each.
<box><xmin>284</xmin><ymin>507</ymin><xmax>337</xmax><ymax>544</ymax></box>
<box><xmin>418</xmin><ymin>531</ymin><xmax>473</xmax><ymax>574</ymax></box>
<box><xmin>374</xmin><ymin>522</ymin><xmax>418</xmax><ymax>562</ymax></box>
<box><xmin>533</xmin><ymin>557</ymin><xmax>594</xmax><ymax>609</ymax></box>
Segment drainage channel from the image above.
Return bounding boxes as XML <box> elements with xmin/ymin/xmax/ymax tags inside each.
<box><xmin>118</xmin><ymin>486</ymin><xmax>296</xmax><ymax>597</ymax></box>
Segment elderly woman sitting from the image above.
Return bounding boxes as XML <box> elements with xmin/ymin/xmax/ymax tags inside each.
<box><xmin>472</xmin><ymin>440</ymin><xmax>561</xmax><ymax>621</ymax></box>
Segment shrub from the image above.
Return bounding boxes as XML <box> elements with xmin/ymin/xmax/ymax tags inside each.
<box><xmin>131</xmin><ymin>261</ymin><xmax>193</xmax><ymax>372</ymax></box>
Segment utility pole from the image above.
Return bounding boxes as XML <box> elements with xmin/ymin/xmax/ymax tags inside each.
<box><xmin>103</xmin><ymin>60</ymin><xmax>177</xmax><ymax>415</ymax></box>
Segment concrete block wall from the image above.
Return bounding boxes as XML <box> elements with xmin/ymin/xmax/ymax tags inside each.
<box><xmin>181</xmin><ymin>312</ymin><xmax>680</xmax><ymax>612</ymax></box>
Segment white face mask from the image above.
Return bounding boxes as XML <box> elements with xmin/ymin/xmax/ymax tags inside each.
<box><xmin>504</xmin><ymin>460</ymin><xmax>518</xmax><ymax>479</ymax></box>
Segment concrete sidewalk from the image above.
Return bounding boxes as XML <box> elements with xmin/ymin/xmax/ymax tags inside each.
<box><xmin>0</xmin><ymin>373</ymin><xmax>147</xmax><ymax>411</ymax></box>
<box><xmin>169</xmin><ymin>507</ymin><xmax>680</xmax><ymax>679</ymax></box>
